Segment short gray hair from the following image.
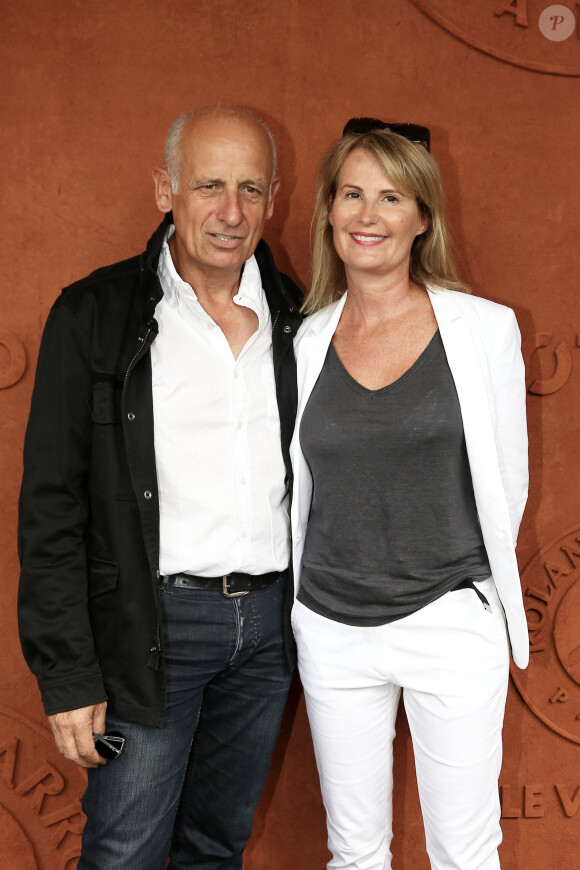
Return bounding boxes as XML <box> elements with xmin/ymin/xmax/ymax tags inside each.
<box><xmin>163</xmin><ymin>104</ymin><xmax>277</xmax><ymax>194</ymax></box>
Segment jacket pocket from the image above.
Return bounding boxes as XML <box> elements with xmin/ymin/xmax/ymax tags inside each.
<box><xmin>87</xmin><ymin>556</ymin><xmax>119</xmax><ymax>599</ymax></box>
<box><xmin>89</xmin><ymin>382</ymin><xmax>135</xmax><ymax>500</ymax></box>
<box><xmin>90</xmin><ymin>382</ymin><xmax>120</xmax><ymax>424</ymax></box>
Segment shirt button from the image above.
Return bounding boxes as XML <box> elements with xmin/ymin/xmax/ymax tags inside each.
<box><xmin>241</xmin><ymin>477</ymin><xmax>246</xmax><ymax>485</ymax></box>
<box><xmin>242</xmin><ymin>530</ymin><xmax>247</xmax><ymax>538</ymax></box>
<box><xmin>171</xmin><ymin>300</ymin><xmax>178</xmax><ymax>309</ymax></box>
<box><xmin>234</xmin><ymin>371</ymin><xmax>239</xmax><ymax>379</ymax></box>
<box><xmin>283</xmin><ymin>325</ymin><xmax>292</xmax><ymax>334</ymax></box>
<box><xmin>237</xmin><ymin>422</ymin><xmax>243</xmax><ymax>430</ymax></box>
<box><xmin>207</xmin><ymin>324</ymin><xmax>214</xmax><ymax>331</ymax></box>
<box><xmin>144</xmin><ymin>490</ymin><xmax>152</xmax><ymax>500</ymax></box>
<box><xmin>127</xmin><ymin>412</ymin><xmax>135</xmax><ymax>421</ymax></box>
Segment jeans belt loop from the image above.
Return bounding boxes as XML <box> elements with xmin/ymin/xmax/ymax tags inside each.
<box><xmin>222</xmin><ymin>574</ymin><xmax>249</xmax><ymax>598</ymax></box>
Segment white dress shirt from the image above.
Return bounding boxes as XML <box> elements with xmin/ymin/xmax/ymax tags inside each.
<box><xmin>152</xmin><ymin>228</ymin><xmax>290</xmax><ymax>577</ymax></box>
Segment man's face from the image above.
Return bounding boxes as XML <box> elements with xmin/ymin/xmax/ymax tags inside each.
<box><xmin>155</xmin><ymin>116</ymin><xmax>279</xmax><ymax>286</ymax></box>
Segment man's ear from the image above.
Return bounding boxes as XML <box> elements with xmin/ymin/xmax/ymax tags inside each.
<box><xmin>153</xmin><ymin>167</ymin><xmax>173</xmax><ymax>214</ymax></box>
<box><xmin>265</xmin><ymin>177</ymin><xmax>281</xmax><ymax>220</ymax></box>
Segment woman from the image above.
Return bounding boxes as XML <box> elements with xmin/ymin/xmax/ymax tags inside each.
<box><xmin>290</xmin><ymin>120</ymin><xmax>529</xmax><ymax>870</ymax></box>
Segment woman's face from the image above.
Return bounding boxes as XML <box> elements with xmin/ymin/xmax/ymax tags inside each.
<box><xmin>328</xmin><ymin>148</ymin><xmax>427</xmax><ymax>286</ymax></box>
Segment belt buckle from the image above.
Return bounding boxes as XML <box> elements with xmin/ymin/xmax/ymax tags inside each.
<box><xmin>222</xmin><ymin>574</ymin><xmax>249</xmax><ymax>598</ymax></box>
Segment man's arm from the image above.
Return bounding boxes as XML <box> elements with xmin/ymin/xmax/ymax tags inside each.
<box><xmin>18</xmin><ymin>301</ymin><xmax>109</xmax><ymax>759</ymax></box>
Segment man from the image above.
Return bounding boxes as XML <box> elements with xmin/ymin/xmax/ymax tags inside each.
<box><xmin>18</xmin><ymin>105</ymin><xmax>302</xmax><ymax>869</ymax></box>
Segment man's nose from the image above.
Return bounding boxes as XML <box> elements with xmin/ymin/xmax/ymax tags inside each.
<box><xmin>218</xmin><ymin>190</ymin><xmax>243</xmax><ymax>225</ymax></box>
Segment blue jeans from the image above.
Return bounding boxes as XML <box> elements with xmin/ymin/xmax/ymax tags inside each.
<box><xmin>79</xmin><ymin>572</ymin><xmax>292</xmax><ymax>870</ymax></box>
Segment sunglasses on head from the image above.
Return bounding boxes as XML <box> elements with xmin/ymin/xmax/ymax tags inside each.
<box><xmin>342</xmin><ymin>117</ymin><xmax>430</xmax><ymax>152</ymax></box>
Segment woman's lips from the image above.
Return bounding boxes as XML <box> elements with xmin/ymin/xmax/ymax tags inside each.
<box><xmin>350</xmin><ymin>233</ymin><xmax>386</xmax><ymax>245</ymax></box>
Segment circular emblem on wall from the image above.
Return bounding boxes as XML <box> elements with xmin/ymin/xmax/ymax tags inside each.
<box><xmin>511</xmin><ymin>526</ymin><xmax>580</xmax><ymax>743</ymax></box>
<box><xmin>0</xmin><ymin>706</ymin><xmax>86</xmax><ymax>868</ymax></box>
<box><xmin>409</xmin><ymin>1</ymin><xmax>580</xmax><ymax>76</ymax></box>
<box><xmin>0</xmin><ymin>331</ymin><xmax>27</xmax><ymax>389</ymax></box>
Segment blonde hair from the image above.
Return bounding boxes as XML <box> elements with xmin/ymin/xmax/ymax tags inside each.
<box><xmin>306</xmin><ymin>130</ymin><xmax>468</xmax><ymax>314</ymax></box>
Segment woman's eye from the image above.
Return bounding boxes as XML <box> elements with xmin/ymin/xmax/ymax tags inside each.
<box><xmin>345</xmin><ymin>191</ymin><xmax>360</xmax><ymax>199</ymax></box>
<box><xmin>384</xmin><ymin>195</ymin><xmax>399</xmax><ymax>203</ymax></box>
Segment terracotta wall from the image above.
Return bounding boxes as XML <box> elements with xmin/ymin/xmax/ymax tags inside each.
<box><xmin>1</xmin><ymin>1</ymin><xmax>579</xmax><ymax>866</ymax></box>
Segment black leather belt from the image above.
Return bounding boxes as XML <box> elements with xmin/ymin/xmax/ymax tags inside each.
<box><xmin>168</xmin><ymin>571</ymin><xmax>281</xmax><ymax>598</ymax></box>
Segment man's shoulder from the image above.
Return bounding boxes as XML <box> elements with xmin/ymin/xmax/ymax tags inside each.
<box><xmin>59</xmin><ymin>253</ymin><xmax>143</xmax><ymax>308</ymax></box>
<box><xmin>56</xmin><ymin>220</ymin><xmax>166</xmax><ymax>315</ymax></box>
<box><xmin>46</xmin><ymin>251</ymin><xmax>153</xmax><ymax>343</ymax></box>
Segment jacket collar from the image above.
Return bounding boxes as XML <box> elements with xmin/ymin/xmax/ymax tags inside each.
<box><xmin>427</xmin><ymin>284</ymin><xmax>464</xmax><ymax>325</ymax></box>
<box><xmin>304</xmin><ymin>293</ymin><xmax>347</xmax><ymax>337</ymax></box>
<box><xmin>143</xmin><ymin>213</ymin><xmax>172</xmax><ymax>273</ymax></box>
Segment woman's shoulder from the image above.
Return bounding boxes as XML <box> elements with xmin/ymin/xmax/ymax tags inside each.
<box><xmin>427</xmin><ymin>285</ymin><xmax>517</xmax><ymax>325</ymax></box>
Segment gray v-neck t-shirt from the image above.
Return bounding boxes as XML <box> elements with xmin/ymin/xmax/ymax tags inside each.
<box><xmin>297</xmin><ymin>330</ymin><xmax>490</xmax><ymax>626</ymax></box>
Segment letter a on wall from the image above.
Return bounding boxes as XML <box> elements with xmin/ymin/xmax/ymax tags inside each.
<box><xmin>494</xmin><ymin>0</ymin><xmax>529</xmax><ymax>26</ymax></box>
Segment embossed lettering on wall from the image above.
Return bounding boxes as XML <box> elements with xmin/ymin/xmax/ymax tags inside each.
<box><xmin>0</xmin><ymin>331</ymin><xmax>27</xmax><ymax>389</ymax></box>
<box><xmin>0</xmin><ymin>707</ymin><xmax>85</xmax><ymax>869</ymax></box>
<box><xmin>511</xmin><ymin>527</ymin><xmax>580</xmax><ymax>743</ymax></box>
<box><xmin>499</xmin><ymin>783</ymin><xmax>580</xmax><ymax>817</ymax></box>
<box><xmin>409</xmin><ymin>1</ymin><xmax>580</xmax><ymax>76</ymax></box>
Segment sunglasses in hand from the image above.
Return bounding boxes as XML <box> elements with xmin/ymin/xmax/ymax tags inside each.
<box><xmin>93</xmin><ymin>730</ymin><xmax>126</xmax><ymax>760</ymax></box>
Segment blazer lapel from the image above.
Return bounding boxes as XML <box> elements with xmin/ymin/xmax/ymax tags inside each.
<box><xmin>429</xmin><ymin>289</ymin><xmax>511</xmax><ymax>529</ymax></box>
<box><xmin>295</xmin><ymin>295</ymin><xmax>347</xmax><ymax>418</ymax></box>
<box><xmin>291</xmin><ymin>295</ymin><xmax>347</xmax><ymax>582</ymax></box>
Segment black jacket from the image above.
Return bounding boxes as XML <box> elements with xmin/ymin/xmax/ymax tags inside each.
<box><xmin>18</xmin><ymin>217</ymin><xmax>303</xmax><ymax>727</ymax></box>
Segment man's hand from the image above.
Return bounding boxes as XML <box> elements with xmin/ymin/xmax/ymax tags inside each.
<box><xmin>48</xmin><ymin>701</ymin><xmax>108</xmax><ymax>769</ymax></box>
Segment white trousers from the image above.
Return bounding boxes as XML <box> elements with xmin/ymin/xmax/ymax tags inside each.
<box><xmin>292</xmin><ymin>577</ymin><xmax>510</xmax><ymax>870</ymax></box>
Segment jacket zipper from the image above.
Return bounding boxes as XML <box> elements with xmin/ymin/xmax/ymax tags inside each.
<box><xmin>123</xmin><ymin>326</ymin><xmax>152</xmax><ymax>391</ymax></box>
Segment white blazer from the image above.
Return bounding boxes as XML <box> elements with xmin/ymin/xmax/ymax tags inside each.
<box><xmin>290</xmin><ymin>287</ymin><xmax>530</xmax><ymax>669</ymax></box>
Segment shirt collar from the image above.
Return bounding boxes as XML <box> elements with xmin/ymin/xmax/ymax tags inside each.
<box><xmin>157</xmin><ymin>224</ymin><xmax>266</xmax><ymax>318</ymax></box>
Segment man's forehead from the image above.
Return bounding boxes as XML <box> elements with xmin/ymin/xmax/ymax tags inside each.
<box><xmin>180</xmin><ymin>116</ymin><xmax>273</xmax><ymax>177</ymax></box>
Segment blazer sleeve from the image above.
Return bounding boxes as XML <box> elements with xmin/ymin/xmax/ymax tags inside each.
<box><xmin>487</xmin><ymin>307</ymin><xmax>529</xmax><ymax>544</ymax></box>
